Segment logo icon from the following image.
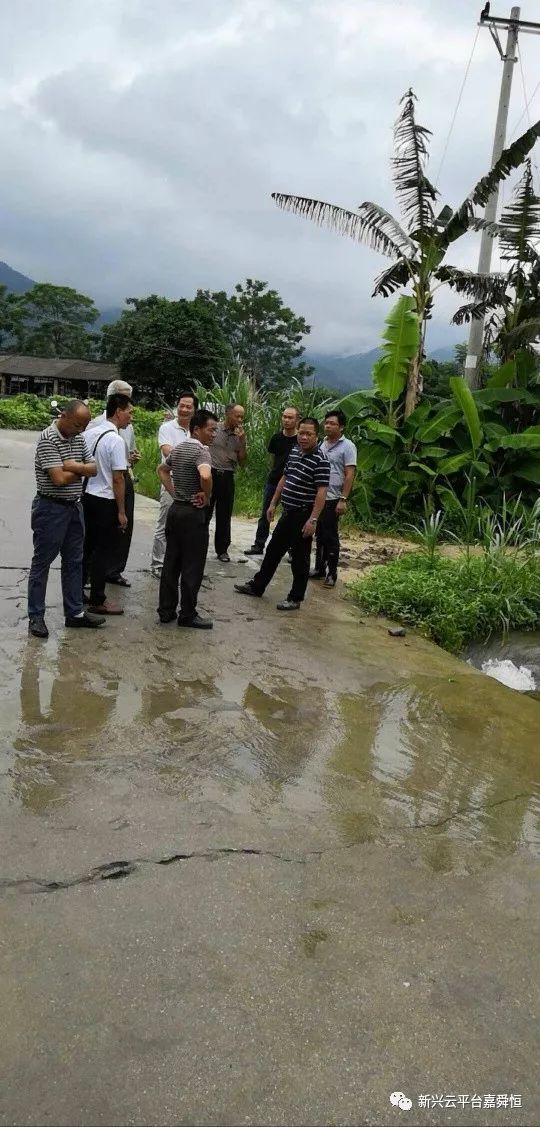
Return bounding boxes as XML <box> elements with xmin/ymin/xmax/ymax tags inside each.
<box><xmin>390</xmin><ymin>1092</ymin><xmax>413</xmax><ymax>1111</ymax></box>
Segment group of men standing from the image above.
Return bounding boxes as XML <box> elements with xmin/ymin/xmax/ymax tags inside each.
<box><xmin>26</xmin><ymin>380</ymin><xmax>357</xmax><ymax>638</ymax></box>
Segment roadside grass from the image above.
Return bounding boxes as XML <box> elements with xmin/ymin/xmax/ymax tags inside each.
<box><xmin>348</xmin><ymin>552</ymin><xmax>540</xmax><ymax>652</ymax></box>
<box><xmin>133</xmin><ymin>436</ymin><xmax>160</xmax><ymax>501</ymax></box>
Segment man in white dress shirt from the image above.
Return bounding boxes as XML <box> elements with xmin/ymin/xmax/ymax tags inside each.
<box><xmin>86</xmin><ymin>379</ymin><xmax>139</xmax><ymax>586</ymax></box>
<box><xmin>150</xmin><ymin>390</ymin><xmax>198</xmax><ymax>577</ymax></box>
<box><xmin>83</xmin><ymin>394</ymin><xmax>133</xmax><ymax>615</ymax></box>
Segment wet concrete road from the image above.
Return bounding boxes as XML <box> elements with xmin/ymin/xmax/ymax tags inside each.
<box><xmin>0</xmin><ymin>429</ymin><xmax>539</xmax><ymax>1127</ymax></box>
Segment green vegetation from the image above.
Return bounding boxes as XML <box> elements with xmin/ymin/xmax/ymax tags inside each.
<box><xmin>100</xmin><ymin>280</ymin><xmax>313</xmax><ymax>402</ymax></box>
<box><xmin>192</xmin><ymin>369</ymin><xmax>333</xmax><ymax>515</ymax></box>
<box><xmin>349</xmin><ymin>498</ymin><xmax>540</xmax><ymax>652</ymax></box>
<box><xmin>337</xmin><ymin>297</ymin><xmax>540</xmax><ymax>529</ymax></box>
<box><xmin>350</xmin><ymin>552</ymin><xmax>540</xmax><ymax>653</ymax></box>
<box><xmin>273</xmin><ymin>89</ymin><xmax>540</xmax><ymax>411</ymax></box>
<box><xmin>196</xmin><ymin>279</ymin><xmax>313</xmax><ymax>389</ymax></box>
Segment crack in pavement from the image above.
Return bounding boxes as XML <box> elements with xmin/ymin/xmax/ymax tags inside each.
<box><xmin>0</xmin><ymin>847</ymin><xmax>319</xmax><ymax>895</ymax></box>
<box><xmin>412</xmin><ymin>791</ymin><xmax>531</xmax><ymax>830</ymax></box>
<box><xmin>1</xmin><ymin>794</ymin><xmax>532</xmax><ymax>896</ymax></box>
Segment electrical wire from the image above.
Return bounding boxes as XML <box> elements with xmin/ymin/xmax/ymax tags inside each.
<box><xmin>434</xmin><ymin>26</ymin><xmax>480</xmax><ymax>189</ymax></box>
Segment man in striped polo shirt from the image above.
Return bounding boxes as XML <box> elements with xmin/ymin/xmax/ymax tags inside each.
<box><xmin>235</xmin><ymin>416</ymin><xmax>330</xmax><ymax>610</ymax></box>
<box><xmin>28</xmin><ymin>400</ymin><xmax>106</xmax><ymax>638</ymax></box>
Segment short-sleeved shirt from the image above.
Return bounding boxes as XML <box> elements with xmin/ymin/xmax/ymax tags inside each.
<box><xmin>158</xmin><ymin>419</ymin><xmax>189</xmax><ymax>462</ymax></box>
<box><xmin>210</xmin><ymin>423</ymin><xmax>242</xmax><ymax>472</ymax></box>
<box><xmin>321</xmin><ymin>436</ymin><xmax>358</xmax><ymax>500</ymax></box>
<box><xmin>87</xmin><ymin>411</ymin><xmax>135</xmax><ymax>456</ymax></box>
<box><xmin>165</xmin><ymin>438</ymin><xmax>212</xmax><ymax>504</ymax></box>
<box><xmin>281</xmin><ymin>445</ymin><xmax>330</xmax><ymax>511</ymax></box>
<box><xmin>34</xmin><ymin>422</ymin><xmax>88</xmax><ymax>501</ymax></box>
<box><xmin>85</xmin><ymin>422</ymin><xmax>128</xmax><ymax>500</ymax></box>
<box><xmin>267</xmin><ymin>432</ymin><xmax>298</xmax><ymax>486</ymax></box>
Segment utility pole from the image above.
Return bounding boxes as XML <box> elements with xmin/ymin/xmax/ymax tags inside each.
<box><xmin>465</xmin><ymin>6</ymin><xmax>521</xmax><ymax>388</ymax></box>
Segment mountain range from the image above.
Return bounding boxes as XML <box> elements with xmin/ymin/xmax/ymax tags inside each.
<box><xmin>1</xmin><ymin>260</ymin><xmax>458</xmax><ymax>389</ymax></box>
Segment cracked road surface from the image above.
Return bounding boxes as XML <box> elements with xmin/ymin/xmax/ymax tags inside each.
<box><xmin>0</xmin><ymin>429</ymin><xmax>539</xmax><ymax>1127</ymax></box>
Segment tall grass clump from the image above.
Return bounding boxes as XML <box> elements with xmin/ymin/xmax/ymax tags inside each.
<box><xmin>349</xmin><ymin>499</ymin><xmax>540</xmax><ymax>652</ymax></box>
<box><xmin>193</xmin><ymin>367</ymin><xmax>334</xmax><ymax>515</ymax></box>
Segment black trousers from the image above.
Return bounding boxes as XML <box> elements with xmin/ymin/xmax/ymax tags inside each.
<box><xmin>252</xmin><ymin>507</ymin><xmax>312</xmax><ymax>603</ymax></box>
<box><xmin>206</xmin><ymin>469</ymin><xmax>235</xmax><ymax>555</ymax></box>
<box><xmin>108</xmin><ymin>474</ymin><xmax>134</xmax><ymax>577</ymax></box>
<box><xmin>159</xmin><ymin>502</ymin><xmax>209</xmax><ymax>621</ymax></box>
<box><xmin>83</xmin><ymin>494</ymin><xmax>121</xmax><ymax>605</ymax></box>
<box><xmin>315</xmin><ymin>499</ymin><xmax>340</xmax><ymax>577</ymax></box>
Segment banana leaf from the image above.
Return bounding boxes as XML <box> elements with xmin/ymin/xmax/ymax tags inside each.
<box><xmin>438</xmin><ymin>451</ymin><xmax>474</xmax><ymax>474</ymax></box>
<box><xmin>371</xmin><ymin>295</ymin><xmax>420</xmax><ymax>402</ymax></box>
<box><xmin>513</xmin><ymin>459</ymin><xmax>540</xmax><ymax>484</ymax></box>
<box><xmin>450</xmin><ymin>377</ymin><xmax>483</xmax><ymax>450</ymax></box>
<box><xmin>417</xmin><ymin>405</ymin><xmax>461</xmax><ymax>442</ymax></box>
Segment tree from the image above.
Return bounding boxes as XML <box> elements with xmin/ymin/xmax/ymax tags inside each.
<box><xmin>197</xmin><ymin>279</ymin><xmax>313</xmax><ymax>389</ymax></box>
<box><xmin>100</xmin><ymin>294</ymin><xmax>231</xmax><ymax>405</ymax></box>
<box><xmin>453</xmin><ymin>160</ymin><xmax>540</xmax><ymax>370</ymax></box>
<box><xmin>0</xmin><ymin>284</ymin><xmax>25</xmax><ymax>350</ymax></box>
<box><xmin>22</xmin><ymin>283</ymin><xmax>99</xmax><ymax>358</ymax></box>
<box><xmin>272</xmin><ymin>90</ymin><xmax>540</xmax><ymax>416</ymax></box>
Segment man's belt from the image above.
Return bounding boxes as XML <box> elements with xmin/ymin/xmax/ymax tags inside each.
<box><xmin>37</xmin><ymin>493</ymin><xmax>80</xmax><ymax>506</ymax></box>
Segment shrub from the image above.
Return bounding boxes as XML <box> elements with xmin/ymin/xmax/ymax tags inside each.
<box><xmin>349</xmin><ymin>551</ymin><xmax>540</xmax><ymax>652</ymax></box>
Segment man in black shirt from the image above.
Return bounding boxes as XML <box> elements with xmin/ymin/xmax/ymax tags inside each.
<box><xmin>245</xmin><ymin>406</ymin><xmax>299</xmax><ymax>556</ymax></box>
<box><xmin>235</xmin><ymin>417</ymin><xmax>329</xmax><ymax>611</ymax></box>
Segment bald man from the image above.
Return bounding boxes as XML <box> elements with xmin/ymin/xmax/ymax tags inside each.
<box><xmin>28</xmin><ymin>400</ymin><xmax>106</xmax><ymax>638</ymax></box>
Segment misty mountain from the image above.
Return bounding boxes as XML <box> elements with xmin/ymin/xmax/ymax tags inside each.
<box><xmin>0</xmin><ymin>261</ymin><xmax>34</xmax><ymax>294</ymax></box>
<box><xmin>304</xmin><ymin>344</ymin><xmax>459</xmax><ymax>393</ymax></box>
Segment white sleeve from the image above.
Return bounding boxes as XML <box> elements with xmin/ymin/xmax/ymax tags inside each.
<box><xmin>110</xmin><ymin>435</ymin><xmax>128</xmax><ymax>472</ymax></box>
<box><xmin>158</xmin><ymin>422</ymin><xmax>170</xmax><ymax>447</ymax></box>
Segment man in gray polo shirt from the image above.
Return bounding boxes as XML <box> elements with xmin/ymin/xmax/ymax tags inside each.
<box><xmin>311</xmin><ymin>409</ymin><xmax>357</xmax><ymax>588</ymax></box>
<box><xmin>28</xmin><ymin>400</ymin><xmax>106</xmax><ymax>638</ymax></box>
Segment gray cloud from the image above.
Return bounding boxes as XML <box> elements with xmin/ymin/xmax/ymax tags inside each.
<box><xmin>1</xmin><ymin>0</ymin><xmax>538</xmax><ymax>353</ymax></box>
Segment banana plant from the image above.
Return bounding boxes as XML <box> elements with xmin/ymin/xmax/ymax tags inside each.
<box><xmin>453</xmin><ymin>162</ymin><xmax>540</xmax><ymax>367</ymax></box>
<box><xmin>273</xmin><ymin>90</ymin><xmax>540</xmax><ymax>417</ymax></box>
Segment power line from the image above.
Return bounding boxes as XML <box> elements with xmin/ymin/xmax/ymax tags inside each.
<box><xmin>434</xmin><ymin>26</ymin><xmax>480</xmax><ymax>188</ymax></box>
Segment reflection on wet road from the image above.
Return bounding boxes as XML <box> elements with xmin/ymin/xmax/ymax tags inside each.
<box><xmin>2</xmin><ymin>626</ymin><xmax>538</xmax><ymax>873</ymax></box>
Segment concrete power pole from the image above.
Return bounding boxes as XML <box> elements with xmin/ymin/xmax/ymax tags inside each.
<box><xmin>465</xmin><ymin>6</ymin><xmax>520</xmax><ymax>388</ymax></box>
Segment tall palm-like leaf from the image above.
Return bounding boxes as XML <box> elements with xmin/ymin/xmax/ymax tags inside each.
<box><xmin>455</xmin><ymin>162</ymin><xmax>540</xmax><ymax>366</ymax></box>
<box><xmin>499</xmin><ymin>160</ymin><xmax>540</xmax><ymax>260</ymax></box>
<box><xmin>392</xmin><ymin>89</ymin><xmax>438</xmax><ymax>236</ymax></box>
<box><xmin>271</xmin><ymin>194</ymin><xmax>407</xmax><ymax>258</ymax></box>
<box><xmin>272</xmin><ymin>91</ymin><xmax>540</xmax><ymax>416</ymax></box>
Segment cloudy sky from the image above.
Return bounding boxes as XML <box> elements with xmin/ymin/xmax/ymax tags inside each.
<box><xmin>1</xmin><ymin>0</ymin><xmax>539</xmax><ymax>354</ymax></box>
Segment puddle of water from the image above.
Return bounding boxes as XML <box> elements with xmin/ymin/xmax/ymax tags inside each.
<box><xmin>1</xmin><ymin>632</ymin><xmax>538</xmax><ymax>869</ymax></box>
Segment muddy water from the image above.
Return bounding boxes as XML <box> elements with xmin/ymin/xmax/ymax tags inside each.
<box><xmin>1</xmin><ymin>588</ymin><xmax>539</xmax><ymax>880</ymax></box>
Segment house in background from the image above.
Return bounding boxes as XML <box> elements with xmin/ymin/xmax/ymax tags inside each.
<box><xmin>0</xmin><ymin>355</ymin><xmax>120</xmax><ymax>399</ymax></box>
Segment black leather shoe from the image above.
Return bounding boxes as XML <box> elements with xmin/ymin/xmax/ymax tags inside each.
<box><xmin>217</xmin><ymin>553</ymin><xmax>231</xmax><ymax>563</ymax></box>
<box><xmin>244</xmin><ymin>545</ymin><xmax>264</xmax><ymax>555</ymax></box>
<box><xmin>158</xmin><ymin>612</ymin><xmax>176</xmax><ymax>623</ymax></box>
<box><xmin>276</xmin><ymin>599</ymin><xmax>301</xmax><ymax>611</ymax></box>
<box><xmin>28</xmin><ymin>616</ymin><xmax>49</xmax><ymax>638</ymax></box>
<box><xmin>323</xmin><ymin>575</ymin><xmax>337</xmax><ymax>588</ymax></box>
<box><xmin>234</xmin><ymin>582</ymin><xmax>261</xmax><ymax>597</ymax></box>
<box><xmin>65</xmin><ymin>612</ymin><xmax>106</xmax><ymax>628</ymax></box>
<box><xmin>178</xmin><ymin>614</ymin><xmax>213</xmax><ymax>629</ymax></box>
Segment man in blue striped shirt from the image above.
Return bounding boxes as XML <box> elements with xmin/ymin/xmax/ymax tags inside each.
<box><xmin>235</xmin><ymin>417</ymin><xmax>330</xmax><ymax>610</ymax></box>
